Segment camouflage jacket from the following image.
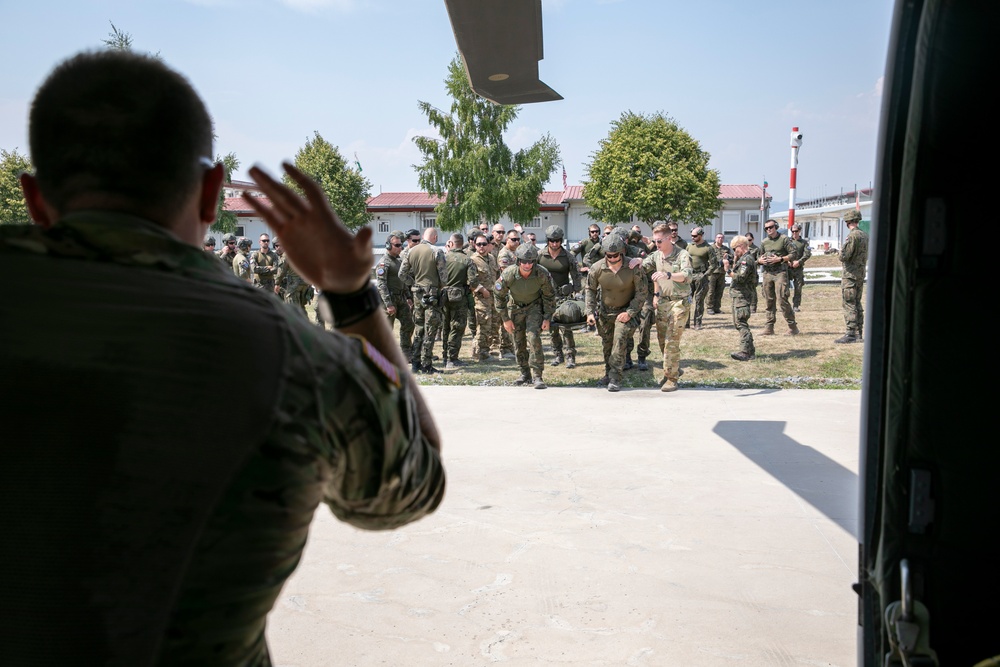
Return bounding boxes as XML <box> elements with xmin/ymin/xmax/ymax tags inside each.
<box><xmin>375</xmin><ymin>253</ymin><xmax>406</xmax><ymax>307</ymax></box>
<box><xmin>642</xmin><ymin>246</ymin><xmax>693</xmax><ymax>300</ymax></box>
<box><xmin>789</xmin><ymin>237</ymin><xmax>812</xmax><ymax>267</ymax></box>
<box><xmin>728</xmin><ymin>251</ymin><xmax>757</xmax><ymax>306</ymax></box>
<box><xmin>0</xmin><ymin>212</ymin><xmax>445</xmax><ymax>666</ymax></box>
<box><xmin>585</xmin><ymin>259</ymin><xmax>648</xmax><ymax>319</ymax></box>
<box><xmin>494</xmin><ymin>264</ymin><xmax>556</xmax><ymax>322</ymax></box>
<box><xmin>841</xmin><ymin>227</ymin><xmax>869</xmax><ymax>277</ymax></box>
<box><xmin>232</xmin><ymin>250</ymin><xmax>252</xmax><ymax>282</ymax></box>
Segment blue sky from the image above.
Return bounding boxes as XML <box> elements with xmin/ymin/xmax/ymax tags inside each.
<box><xmin>1</xmin><ymin>0</ymin><xmax>894</xmax><ymax>204</ymax></box>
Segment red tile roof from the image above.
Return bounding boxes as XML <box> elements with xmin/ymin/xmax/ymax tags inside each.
<box><xmin>366</xmin><ymin>192</ymin><xmax>444</xmax><ymax>209</ymax></box>
<box><xmin>563</xmin><ymin>185</ymin><xmax>585</xmax><ymax>201</ymax></box>
<box><xmin>719</xmin><ymin>185</ymin><xmax>770</xmax><ymax>200</ymax></box>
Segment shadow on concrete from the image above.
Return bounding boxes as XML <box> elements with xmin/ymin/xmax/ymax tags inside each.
<box><xmin>713</xmin><ymin>420</ymin><xmax>858</xmax><ymax>537</ymax></box>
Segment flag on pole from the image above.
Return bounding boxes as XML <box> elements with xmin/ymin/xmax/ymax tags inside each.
<box><xmin>562</xmin><ymin>165</ymin><xmax>568</xmax><ymax>190</ymax></box>
<box><xmin>354</xmin><ymin>152</ymin><xmax>363</xmax><ymax>173</ymax></box>
<box><xmin>760</xmin><ymin>179</ymin><xmax>768</xmax><ymax>211</ymax></box>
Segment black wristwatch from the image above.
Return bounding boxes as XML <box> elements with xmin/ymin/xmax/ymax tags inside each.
<box><xmin>318</xmin><ymin>282</ymin><xmax>381</xmax><ymax>328</ymax></box>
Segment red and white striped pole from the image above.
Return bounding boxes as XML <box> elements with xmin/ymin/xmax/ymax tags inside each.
<box><xmin>788</xmin><ymin>127</ymin><xmax>803</xmax><ymax>229</ymax></box>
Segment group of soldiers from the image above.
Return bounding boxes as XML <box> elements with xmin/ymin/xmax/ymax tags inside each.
<box><xmin>206</xmin><ymin>211</ymin><xmax>868</xmax><ymax>392</ymax></box>
<box><xmin>204</xmin><ymin>231</ymin><xmax>318</xmax><ymax>319</ymax></box>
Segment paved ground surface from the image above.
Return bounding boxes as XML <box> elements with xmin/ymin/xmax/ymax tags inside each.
<box><xmin>268</xmin><ymin>386</ymin><xmax>861</xmax><ymax>666</ymax></box>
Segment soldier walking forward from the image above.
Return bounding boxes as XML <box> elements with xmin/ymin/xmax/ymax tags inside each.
<box><xmin>642</xmin><ymin>223</ymin><xmax>692</xmax><ymax>392</ymax></box>
<box><xmin>494</xmin><ymin>244</ymin><xmax>556</xmax><ymax>389</ymax></box>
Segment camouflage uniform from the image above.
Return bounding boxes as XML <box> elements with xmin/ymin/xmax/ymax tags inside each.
<box><xmin>494</xmin><ymin>245</ymin><xmax>520</xmax><ymax>356</ymax></box>
<box><xmin>537</xmin><ymin>234</ymin><xmax>581</xmax><ymax>367</ymax></box>
<box><xmin>788</xmin><ymin>234</ymin><xmax>812</xmax><ymax>310</ymax></box>
<box><xmin>746</xmin><ymin>241</ymin><xmax>761</xmax><ymax>312</ymax></box>
<box><xmin>469</xmin><ymin>250</ymin><xmax>500</xmax><ymax>360</ymax></box>
<box><xmin>728</xmin><ymin>251</ymin><xmax>757</xmax><ymax>358</ymax></box>
<box><xmin>586</xmin><ymin>252</ymin><xmax>648</xmax><ymax>387</ymax></box>
<box><xmin>1</xmin><ymin>212</ymin><xmax>445</xmax><ymax>665</ymax></box>
<box><xmin>216</xmin><ymin>232</ymin><xmax>238</xmax><ymax>270</ymax></box>
<box><xmin>642</xmin><ymin>245</ymin><xmax>692</xmax><ymax>388</ymax></box>
<box><xmin>759</xmin><ymin>232</ymin><xmax>799</xmax><ymax>333</ymax></box>
<box><xmin>706</xmin><ymin>242</ymin><xmax>731</xmax><ymax>313</ymax></box>
<box><xmin>251</xmin><ymin>247</ymin><xmax>279</xmax><ymax>292</ymax></box>
<box><xmin>839</xmin><ymin>215</ymin><xmax>869</xmax><ymax>340</ymax></box>
<box><xmin>275</xmin><ymin>254</ymin><xmax>313</xmax><ymax>319</ymax></box>
<box><xmin>686</xmin><ymin>239</ymin><xmax>714</xmax><ymax>327</ymax></box>
<box><xmin>441</xmin><ymin>247</ymin><xmax>477</xmax><ymax>365</ymax></box>
<box><xmin>571</xmin><ymin>235</ymin><xmax>602</xmax><ymax>270</ymax></box>
<box><xmin>232</xmin><ymin>241</ymin><xmax>253</xmax><ymax>283</ymax></box>
<box><xmin>375</xmin><ymin>251</ymin><xmax>414</xmax><ymax>358</ymax></box>
<box><xmin>399</xmin><ymin>240</ymin><xmax>447</xmax><ymax>371</ymax></box>
<box><xmin>494</xmin><ymin>248</ymin><xmax>556</xmax><ymax>385</ymax></box>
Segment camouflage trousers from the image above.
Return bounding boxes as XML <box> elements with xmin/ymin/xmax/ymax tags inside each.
<box><xmin>472</xmin><ymin>295</ymin><xmax>498</xmax><ymax>360</ymax></box>
<box><xmin>655</xmin><ymin>297</ymin><xmax>689</xmax><ymax>383</ymax></box>
<box><xmin>511</xmin><ymin>304</ymin><xmax>545</xmax><ymax>378</ymax></box>
<box><xmin>282</xmin><ymin>284</ymin><xmax>312</xmax><ymax>319</ymax></box>
<box><xmin>410</xmin><ymin>288</ymin><xmax>442</xmax><ymax>367</ymax></box>
<box><xmin>630</xmin><ymin>305</ymin><xmax>654</xmax><ymax>360</ymax></box>
<box><xmin>750</xmin><ymin>271</ymin><xmax>759</xmax><ymax>311</ymax></box>
<box><xmin>841</xmin><ymin>273</ymin><xmax>865</xmax><ymax>337</ymax></box>
<box><xmin>690</xmin><ymin>273</ymin><xmax>709</xmax><ymax>326</ymax></box>
<box><xmin>493</xmin><ymin>316</ymin><xmax>514</xmax><ymax>354</ymax></box>
<box><xmin>466</xmin><ymin>292</ymin><xmax>477</xmax><ymax>337</ymax></box>
<box><xmin>597</xmin><ymin>310</ymin><xmax>638</xmax><ymax>384</ymax></box>
<box><xmin>732</xmin><ymin>299</ymin><xmax>755</xmax><ymax>356</ymax></box>
<box><xmin>706</xmin><ymin>271</ymin><xmax>726</xmax><ymax>312</ymax></box>
<box><xmin>549</xmin><ymin>324</ymin><xmax>576</xmax><ymax>359</ymax></box>
<box><xmin>761</xmin><ymin>270</ymin><xmax>796</xmax><ymax>327</ymax></box>
<box><xmin>789</xmin><ymin>266</ymin><xmax>806</xmax><ymax>309</ymax></box>
<box><xmin>386</xmin><ymin>292</ymin><xmax>414</xmax><ymax>357</ymax></box>
<box><xmin>441</xmin><ymin>296</ymin><xmax>469</xmax><ymax>362</ymax></box>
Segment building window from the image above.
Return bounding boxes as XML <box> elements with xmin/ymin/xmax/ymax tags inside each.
<box><xmin>422</xmin><ymin>216</ymin><xmax>436</xmax><ymax>229</ymax></box>
<box><xmin>235</xmin><ymin>225</ymin><xmax>245</xmax><ymax>237</ymax></box>
<box><xmin>378</xmin><ymin>219</ymin><xmax>390</xmax><ymax>233</ymax></box>
<box><xmin>525</xmin><ymin>217</ymin><xmax>542</xmax><ymax>229</ymax></box>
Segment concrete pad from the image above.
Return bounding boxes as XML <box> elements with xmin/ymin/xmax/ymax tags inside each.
<box><xmin>267</xmin><ymin>387</ymin><xmax>860</xmax><ymax>666</ymax></box>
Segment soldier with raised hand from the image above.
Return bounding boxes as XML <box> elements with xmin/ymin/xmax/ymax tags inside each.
<box><xmin>494</xmin><ymin>243</ymin><xmax>556</xmax><ymax>389</ymax></box>
<box><xmin>376</xmin><ymin>230</ymin><xmax>414</xmax><ymax>358</ymax></box>
<box><xmin>642</xmin><ymin>223</ymin><xmax>692</xmax><ymax>392</ymax></box>
<box><xmin>757</xmin><ymin>219</ymin><xmax>800</xmax><ymax>335</ymax></box>
<box><xmin>441</xmin><ymin>233</ymin><xmax>477</xmax><ymax>368</ymax></box>
<box><xmin>723</xmin><ymin>235</ymin><xmax>757</xmax><ymax>362</ymax></box>
<box><xmin>232</xmin><ymin>237</ymin><xmax>253</xmax><ymax>282</ymax></box>
<box><xmin>586</xmin><ymin>234</ymin><xmax>648</xmax><ymax>392</ymax></box>
<box><xmin>788</xmin><ymin>223</ymin><xmax>812</xmax><ymax>312</ymax></box>
<box><xmin>399</xmin><ymin>227</ymin><xmax>447</xmax><ymax>373</ymax></box>
<box><xmin>4</xmin><ymin>49</ymin><xmax>444</xmax><ymax>665</ymax></box>
<box><xmin>468</xmin><ymin>232</ymin><xmax>500</xmax><ymax>361</ymax></box>
<box><xmin>836</xmin><ymin>209</ymin><xmax>868</xmax><ymax>343</ymax></box>
<box><xmin>217</xmin><ymin>232</ymin><xmax>238</xmax><ymax>268</ymax></box>
<box><xmin>203</xmin><ymin>234</ymin><xmax>216</xmax><ymax>253</ymax></box>
<box><xmin>538</xmin><ymin>225</ymin><xmax>581</xmax><ymax>368</ymax></box>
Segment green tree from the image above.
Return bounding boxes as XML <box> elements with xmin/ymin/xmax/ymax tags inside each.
<box><xmin>413</xmin><ymin>56</ymin><xmax>561</xmax><ymax>231</ymax></box>
<box><xmin>584</xmin><ymin>111</ymin><xmax>721</xmax><ymax>226</ymax></box>
<box><xmin>210</xmin><ymin>152</ymin><xmax>240</xmax><ymax>234</ymax></box>
<box><xmin>102</xmin><ymin>21</ymin><xmax>133</xmax><ymax>51</ymax></box>
<box><xmin>0</xmin><ymin>148</ymin><xmax>32</xmax><ymax>225</ymax></box>
<box><xmin>287</xmin><ymin>132</ymin><xmax>372</xmax><ymax>230</ymax></box>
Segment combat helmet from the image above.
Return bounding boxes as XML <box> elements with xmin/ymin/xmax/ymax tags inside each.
<box><xmin>222</xmin><ymin>232</ymin><xmax>237</xmax><ymax>244</ymax></box>
<box><xmin>515</xmin><ymin>243</ymin><xmax>539</xmax><ymax>262</ymax></box>
<box><xmin>544</xmin><ymin>225</ymin><xmax>564</xmax><ymax>241</ymax></box>
<box><xmin>236</xmin><ymin>237</ymin><xmax>252</xmax><ymax>251</ymax></box>
<box><xmin>602</xmin><ymin>234</ymin><xmax>626</xmax><ymax>254</ymax></box>
<box><xmin>844</xmin><ymin>209</ymin><xmax>862</xmax><ymax>223</ymax></box>
<box><xmin>203</xmin><ymin>234</ymin><xmax>216</xmax><ymax>247</ymax></box>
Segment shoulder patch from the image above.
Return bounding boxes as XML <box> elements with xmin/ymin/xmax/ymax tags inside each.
<box><xmin>376</xmin><ymin>267</ymin><xmax>386</xmax><ymax>276</ymax></box>
<box><xmin>494</xmin><ymin>279</ymin><xmax>504</xmax><ymax>291</ymax></box>
<box><xmin>350</xmin><ymin>335</ymin><xmax>402</xmax><ymax>388</ymax></box>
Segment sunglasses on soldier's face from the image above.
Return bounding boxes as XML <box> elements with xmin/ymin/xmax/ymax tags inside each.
<box><xmin>605</xmin><ymin>252</ymin><xmax>622</xmax><ymax>259</ymax></box>
<box><xmin>475</xmin><ymin>242</ymin><xmax>489</xmax><ymax>247</ymax></box>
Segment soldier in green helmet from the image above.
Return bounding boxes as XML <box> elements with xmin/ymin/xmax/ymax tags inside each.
<box><xmin>836</xmin><ymin>209</ymin><xmax>868</xmax><ymax>343</ymax></box>
<box><xmin>538</xmin><ymin>224</ymin><xmax>581</xmax><ymax>368</ymax></box>
<box><xmin>494</xmin><ymin>242</ymin><xmax>556</xmax><ymax>388</ymax></box>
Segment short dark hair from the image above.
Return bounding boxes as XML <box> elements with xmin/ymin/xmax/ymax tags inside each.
<box><xmin>450</xmin><ymin>233</ymin><xmax>464</xmax><ymax>246</ymax></box>
<box><xmin>29</xmin><ymin>50</ymin><xmax>214</xmax><ymax>221</ymax></box>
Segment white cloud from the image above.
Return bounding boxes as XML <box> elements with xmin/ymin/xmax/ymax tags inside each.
<box><xmin>873</xmin><ymin>76</ymin><xmax>884</xmax><ymax>99</ymax></box>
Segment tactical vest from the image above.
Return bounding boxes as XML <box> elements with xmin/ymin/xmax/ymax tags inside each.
<box><xmin>538</xmin><ymin>248</ymin><xmax>572</xmax><ymax>287</ymax></box>
<box><xmin>408</xmin><ymin>243</ymin><xmax>441</xmax><ymax>288</ymax></box>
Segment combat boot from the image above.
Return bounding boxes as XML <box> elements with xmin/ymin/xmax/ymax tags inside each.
<box><xmin>661</xmin><ymin>378</ymin><xmax>678</xmax><ymax>392</ymax></box>
<box><xmin>597</xmin><ymin>376</ymin><xmax>610</xmax><ymax>387</ymax></box>
<box><xmin>730</xmin><ymin>351</ymin><xmax>755</xmax><ymax>362</ymax></box>
<box><xmin>834</xmin><ymin>334</ymin><xmax>858</xmax><ymax>344</ymax></box>
<box><xmin>551</xmin><ymin>353</ymin><xmax>564</xmax><ymax>367</ymax></box>
<box><xmin>420</xmin><ymin>364</ymin><xmax>440</xmax><ymax>374</ymax></box>
<box><xmin>514</xmin><ymin>370</ymin><xmax>531</xmax><ymax>385</ymax></box>
<box><xmin>762</xmin><ymin>323</ymin><xmax>775</xmax><ymax>335</ymax></box>
<box><xmin>607</xmin><ymin>382</ymin><xmax>620</xmax><ymax>393</ymax></box>
<box><xmin>565</xmin><ymin>354</ymin><xmax>576</xmax><ymax>369</ymax></box>
<box><xmin>533</xmin><ymin>376</ymin><xmax>547</xmax><ymax>390</ymax></box>
<box><xmin>637</xmin><ymin>357</ymin><xmax>648</xmax><ymax>371</ymax></box>
<box><xmin>444</xmin><ymin>361</ymin><xmax>457</xmax><ymax>370</ymax></box>
<box><xmin>623</xmin><ymin>353</ymin><xmax>634</xmax><ymax>371</ymax></box>
<box><xmin>788</xmin><ymin>323</ymin><xmax>800</xmax><ymax>335</ymax></box>
<box><xmin>411</xmin><ymin>359</ymin><xmax>421</xmax><ymax>374</ymax></box>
